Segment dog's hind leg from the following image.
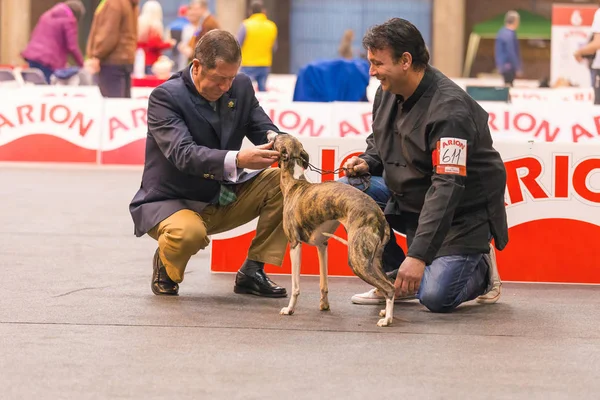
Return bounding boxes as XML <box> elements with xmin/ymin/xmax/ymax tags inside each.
<box><xmin>280</xmin><ymin>243</ymin><xmax>302</xmax><ymax>316</ymax></box>
<box><xmin>348</xmin><ymin>228</ymin><xmax>395</xmax><ymax>327</ymax></box>
<box><xmin>316</xmin><ymin>243</ymin><xmax>330</xmax><ymax>311</ymax></box>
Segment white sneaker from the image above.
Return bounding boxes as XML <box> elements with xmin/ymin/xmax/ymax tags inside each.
<box><xmin>351</xmin><ymin>288</ymin><xmax>416</xmax><ymax>305</ymax></box>
<box><xmin>476</xmin><ymin>244</ymin><xmax>502</xmax><ymax>304</ymax></box>
<box><xmin>476</xmin><ymin>283</ymin><xmax>501</xmax><ymax>304</ymax></box>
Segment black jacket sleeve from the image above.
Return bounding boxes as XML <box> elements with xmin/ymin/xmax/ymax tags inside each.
<box><xmin>407</xmin><ymin>102</ymin><xmax>476</xmax><ymax>264</ymax></box>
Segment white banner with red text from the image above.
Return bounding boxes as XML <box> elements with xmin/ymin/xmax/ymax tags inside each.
<box><xmin>1</xmin><ymin>95</ymin><xmax>600</xmax><ymax>283</ymax></box>
<box><xmin>210</xmin><ymin>138</ymin><xmax>600</xmax><ymax>284</ymax></box>
<box><xmin>5</xmin><ymin>98</ymin><xmax>600</xmax><ymax>165</ymax></box>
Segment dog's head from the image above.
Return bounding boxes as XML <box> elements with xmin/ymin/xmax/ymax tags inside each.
<box><xmin>272</xmin><ymin>133</ymin><xmax>309</xmax><ymax>170</ymax></box>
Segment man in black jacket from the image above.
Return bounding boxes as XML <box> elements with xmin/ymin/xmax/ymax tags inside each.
<box><xmin>345</xmin><ymin>18</ymin><xmax>508</xmax><ymax>312</ymax></box>
<box><xmin>129</xmin><ymin>30</ymin><xmax>287</xmax><ymax>298</ymax></box>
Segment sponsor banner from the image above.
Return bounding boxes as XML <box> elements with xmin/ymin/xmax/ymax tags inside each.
<box><xmin>262</xmin><ymin>102</ymin><xmax>331</xmax><ymax>138</ymax></box>
<box><xmin>5</xmin><ymin>97</ymin><xmax>600</xmax><ymax>166</ymax></box>
<box><xmin>0</xmin><ymin>97</ymin><xmax>102</xmax><ymax>162</ymax></box>
<box><xmin>100</xmin><ymin>99</ymin><xmax>148</xmax><ymax>164</ymax></box>
<box><xmin>211</xmin><ymin>138</ymin><xmax>600</xmax><ymax>284</ymax></box>
<box><xmin>551</xmin><ymin>4</ymin><xmax>598</xmax><ymax>88</ymax></box>
<box><xmin>482</xmin><ymin>102</ymin><xmax>600</xmax><ymax>143</ymax></box>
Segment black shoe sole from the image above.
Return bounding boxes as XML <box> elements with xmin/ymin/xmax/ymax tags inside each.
<box><xmin>151</xmin><ymin>285</ymin><xmax>179</xmax><ymax>296</ymax></box>
<box><xmin>233</xmin><ymin>285</ymin><xmax>287</xmax><ymax>298</ymax></box>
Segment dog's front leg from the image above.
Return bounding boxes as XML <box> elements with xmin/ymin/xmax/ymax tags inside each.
<box><xmin>280</xmin><ymin>243</ymin><xmax>301</xmax><ymax>316</ymax></box>
<box><xmin>316</xmin><ymin>244</ymin><xmax>329</xmax><ymax>311</ymax></box>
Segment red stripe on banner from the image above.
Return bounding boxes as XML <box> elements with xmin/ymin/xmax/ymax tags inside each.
<box><xmin>552</xmin><ymin>5</ymin><xmax>597</xmax><ymax>26</ymax></box>
<box><xmin>212</xmin><ymin>218</ymin><xmax>600</xmax><ymax>284</ymax></box>
<box><xmin>100</xmin><ymin>138</ymin><xmax>146</xmax><ymax>165</ymax></box>
<box><xmin>0</xmin><ymin>134</ymin><xmax>97</xmax><ymax>163</ymax></box>
<box><xmin>211</xmin><ymin>227</ymin><xmax>408</xmax><ymax>277</ymax></box>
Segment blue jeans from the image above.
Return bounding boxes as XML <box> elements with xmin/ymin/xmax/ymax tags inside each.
<box><xmin>339</xmin><ymin>176</ymin><xmax>489</xmax><ymax>313</ymax></box>
<box><xmin>241</xmin><ymin>66</ymin><xmax>270</xmax><ymax>91</ymax></box>
<box><xmin>24</xmin><ymin>59</ymin><xmax>53</xmax><ymax>83</ymax></box>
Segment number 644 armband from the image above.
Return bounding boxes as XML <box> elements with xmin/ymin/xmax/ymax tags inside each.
<box><xmin>432</xmin><ymin>137</ymin><xmax>467</xmax><ymax>176</ymax></box>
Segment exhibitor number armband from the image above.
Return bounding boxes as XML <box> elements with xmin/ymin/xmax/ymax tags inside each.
<box><xmin>432</xmin><ymin>137</ymin><xmax>467</xmax><ymax>176</ymax></box>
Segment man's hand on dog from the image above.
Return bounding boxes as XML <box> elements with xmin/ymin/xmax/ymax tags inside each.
<box><xmin>237</xmin><ymin>142</ymin><xmax>280</xmax><ymax>169</ymax></box>
<box><xmin>394</xmin><ymin>257</ymin><xmax>426</xmax><ymax>296</ymax></box>
<box><xmin>344</xmin><ymin>156</ymin><xmax>369</xmax><ymax>176</ymax></box>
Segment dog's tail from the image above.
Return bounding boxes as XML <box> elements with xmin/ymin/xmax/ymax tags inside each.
<box><xmin>321</xmin><ymin>232</ymin><xmax>348</xmax><ymax>246</ymax></box>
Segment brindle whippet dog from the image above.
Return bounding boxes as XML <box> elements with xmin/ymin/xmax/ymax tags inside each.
<box><xmin>272</xmin><ymin>133</ymin><xmax>396</xmax><ymax>327</ymax></box>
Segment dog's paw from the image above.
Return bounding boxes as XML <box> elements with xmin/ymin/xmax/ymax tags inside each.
<box><xmin>280</xmin><ymin>307</ymin><xmax>294</xmax><ymax>315</ymax></box>
<box><xmin>319</xmin><ymin>301</ymin><xmax>330</xmax><ymax>311</ymax></box>
<box><xmin>377</xmin><ymin>317</ymin><xmax>393</xmax><ymax>327</ymax></box>
<box><xmin>379</xmin><ymin>309</ymin><xmax>386</xmax><ymax>317</ymax></box>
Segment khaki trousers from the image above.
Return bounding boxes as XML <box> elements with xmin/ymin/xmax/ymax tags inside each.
<box><xmin>148</xmin><ymin>168</ymin><xmax>287</xmax><ymax>283</ymax></box>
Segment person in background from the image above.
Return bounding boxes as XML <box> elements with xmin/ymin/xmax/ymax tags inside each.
<box><xmin>338</xmin><ymin>29</ymin><xmax>355</xmax><ymax>59</ymax></box>
<box><xmin>237</xmin><ymin>0</ymin><xmax>278</xmax><ymax>92</ymax></box>
<box><xmin>494</xmin><ymin>10</ymin><xmax>522</xmax><ymax>87</ymax></box>
<box><xmin>137</xmin><ymin>0</ymin><xmax>174</xmax><ymax>75</ymax></box>
<box><xmin>574</xmin><ymin>0</ymin><xmax>600</xmax><ymax>104</ymax></box>
<box><xmin>86</xmin><ymin>0</ymin><xmax>139</xmax><ymax>98</ymax></box>
<box><xmin>21</xmin><ymin>0</ymin><xmax>86</xmax><ymax>83</ymax></box>
<box><xmin>167</xmin><ymin>5</ymin><xmax>189</xmax><ymax>65</ymax></box>
<box><xmin>174</xmin><ymin>1</ymin><xmax>203</xmax><ymax>71</ymax></box>
<box><xmin>180</xmin><ymin>0</ymin><xmax>219</xmax><ymax>63</ymax></box>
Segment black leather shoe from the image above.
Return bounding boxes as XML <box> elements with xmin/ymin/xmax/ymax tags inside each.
<box><xmin>151</xmin><ymin>248</ymin><xmax>179</xmax><ymax>296</ymax></box>
<box><xmin>234</xmin><ymin>270</ymin><xmax>287</xmax><ymax>298</ymax></box>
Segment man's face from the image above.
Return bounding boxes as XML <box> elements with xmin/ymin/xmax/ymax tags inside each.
<box><xmin>367</xmin><ymin>47</ymin><xmax>409</xmax><ymax>95</ymax></box>
<box><xmin>187</xmin><ymin>4</ymin><xmax>201</xmax><ymax>24</ymax></box>
<box><xmin>192</xmin><ymin>58</ymin><xmax>240</xmax><ymax>101</ymax></box>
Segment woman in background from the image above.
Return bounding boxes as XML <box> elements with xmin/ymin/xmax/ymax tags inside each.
<box><xmin>137</xmin><ymin>0</ymin><xmax>174</xmax><ymax>75</ymax></box>
<box><xmin>21</xmin><ymin>0</ymin><xmax>86</xmax><ymax>83</ymax></box>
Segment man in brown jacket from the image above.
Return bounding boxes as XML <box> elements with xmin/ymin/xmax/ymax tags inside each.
<box><xmin>179</xmin><ymin>0</ymin><xmax>219</xmax><ymax>63</ymax></box>
<box><xmin>86</xmin><ymin>0</ymin><xmax>138</xmax><ymax>98</ymax></box>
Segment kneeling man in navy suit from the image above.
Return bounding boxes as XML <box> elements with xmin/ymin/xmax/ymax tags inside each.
<box><xmin>130</xmin><ymin>30</ymin><xmax>287</xmax><ymax>298</ymax></box>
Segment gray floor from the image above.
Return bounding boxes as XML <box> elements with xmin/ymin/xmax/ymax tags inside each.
<box><xmin>1</xmin><ymin>163</ymin><xmax>600</xmax><ymax>400</ymax></box>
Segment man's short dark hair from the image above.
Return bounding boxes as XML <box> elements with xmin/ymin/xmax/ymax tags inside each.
<box><xmin>250</xmin><ymin>0</ymin><xmax>264</xmax><ymax>14</ymax></box>
<box><xmin>362</xmin><ymin>18</ymin><xmax>430</xmax><ymax>70</ymax></box>
<box><xmin>194</xmin><ymin>30</ymin><xmax>241</xmax><ymax>70</ymax></box>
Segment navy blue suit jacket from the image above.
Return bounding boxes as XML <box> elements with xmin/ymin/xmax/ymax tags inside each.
<box><xmin>129</xmin><ymin>68</ymin><xmax>278</xmax><ymax>237</ymax></box>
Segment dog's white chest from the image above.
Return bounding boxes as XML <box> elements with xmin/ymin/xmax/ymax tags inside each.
<box><xmin>293</xmin><ymin>161</ymin><xmax>305</xmax><ymax>179</ymax></box>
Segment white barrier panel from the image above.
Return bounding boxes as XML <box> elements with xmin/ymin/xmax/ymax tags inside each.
<box><xmin>0</xmin><ymin>75</ymin><xmax>592</xmax><ymax>104</ymax></box>
<box><xmin>101</xmin><ymin>99</ymin><xmax>148</xmax><ymax>165</ymax></box>
<box><xmin>4</xmin><ymin>97</ymin><xmax>600</xmax><ymax>167</ymax></box>
<box><xmin>509</xmin><ymin>87</ymin><xmax>594</xmax><ymax>104</ymax></box>
<box><xmin>0</xmin><ymin>96</ymin><xmax>102</xmax><ymax>163</ymax></box>
<box><xmin>211</xmin><ymin>138</ymin><xmax>600</xmax><ymax>284</ymax></box>
<box><xmin>481</xmin><ymin>102</ymin><xmax>600</xmax><ymax>143</ymax></box>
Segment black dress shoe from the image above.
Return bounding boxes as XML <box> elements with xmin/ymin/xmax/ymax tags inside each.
<box><xmin>151</xmin><ymin>248</ymin><xmax>179</xmax><ymax>296</ymax></box>
<box><xmin>234</xmin><ymin>270</ymin><xmax>287</xmax><ymax>298</ymax></box>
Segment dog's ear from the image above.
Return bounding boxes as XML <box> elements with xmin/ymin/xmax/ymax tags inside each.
<box><xmin>300</xmin><ymin>149</ymin><xmax>310</xmax><ymax>169</ymax></box>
